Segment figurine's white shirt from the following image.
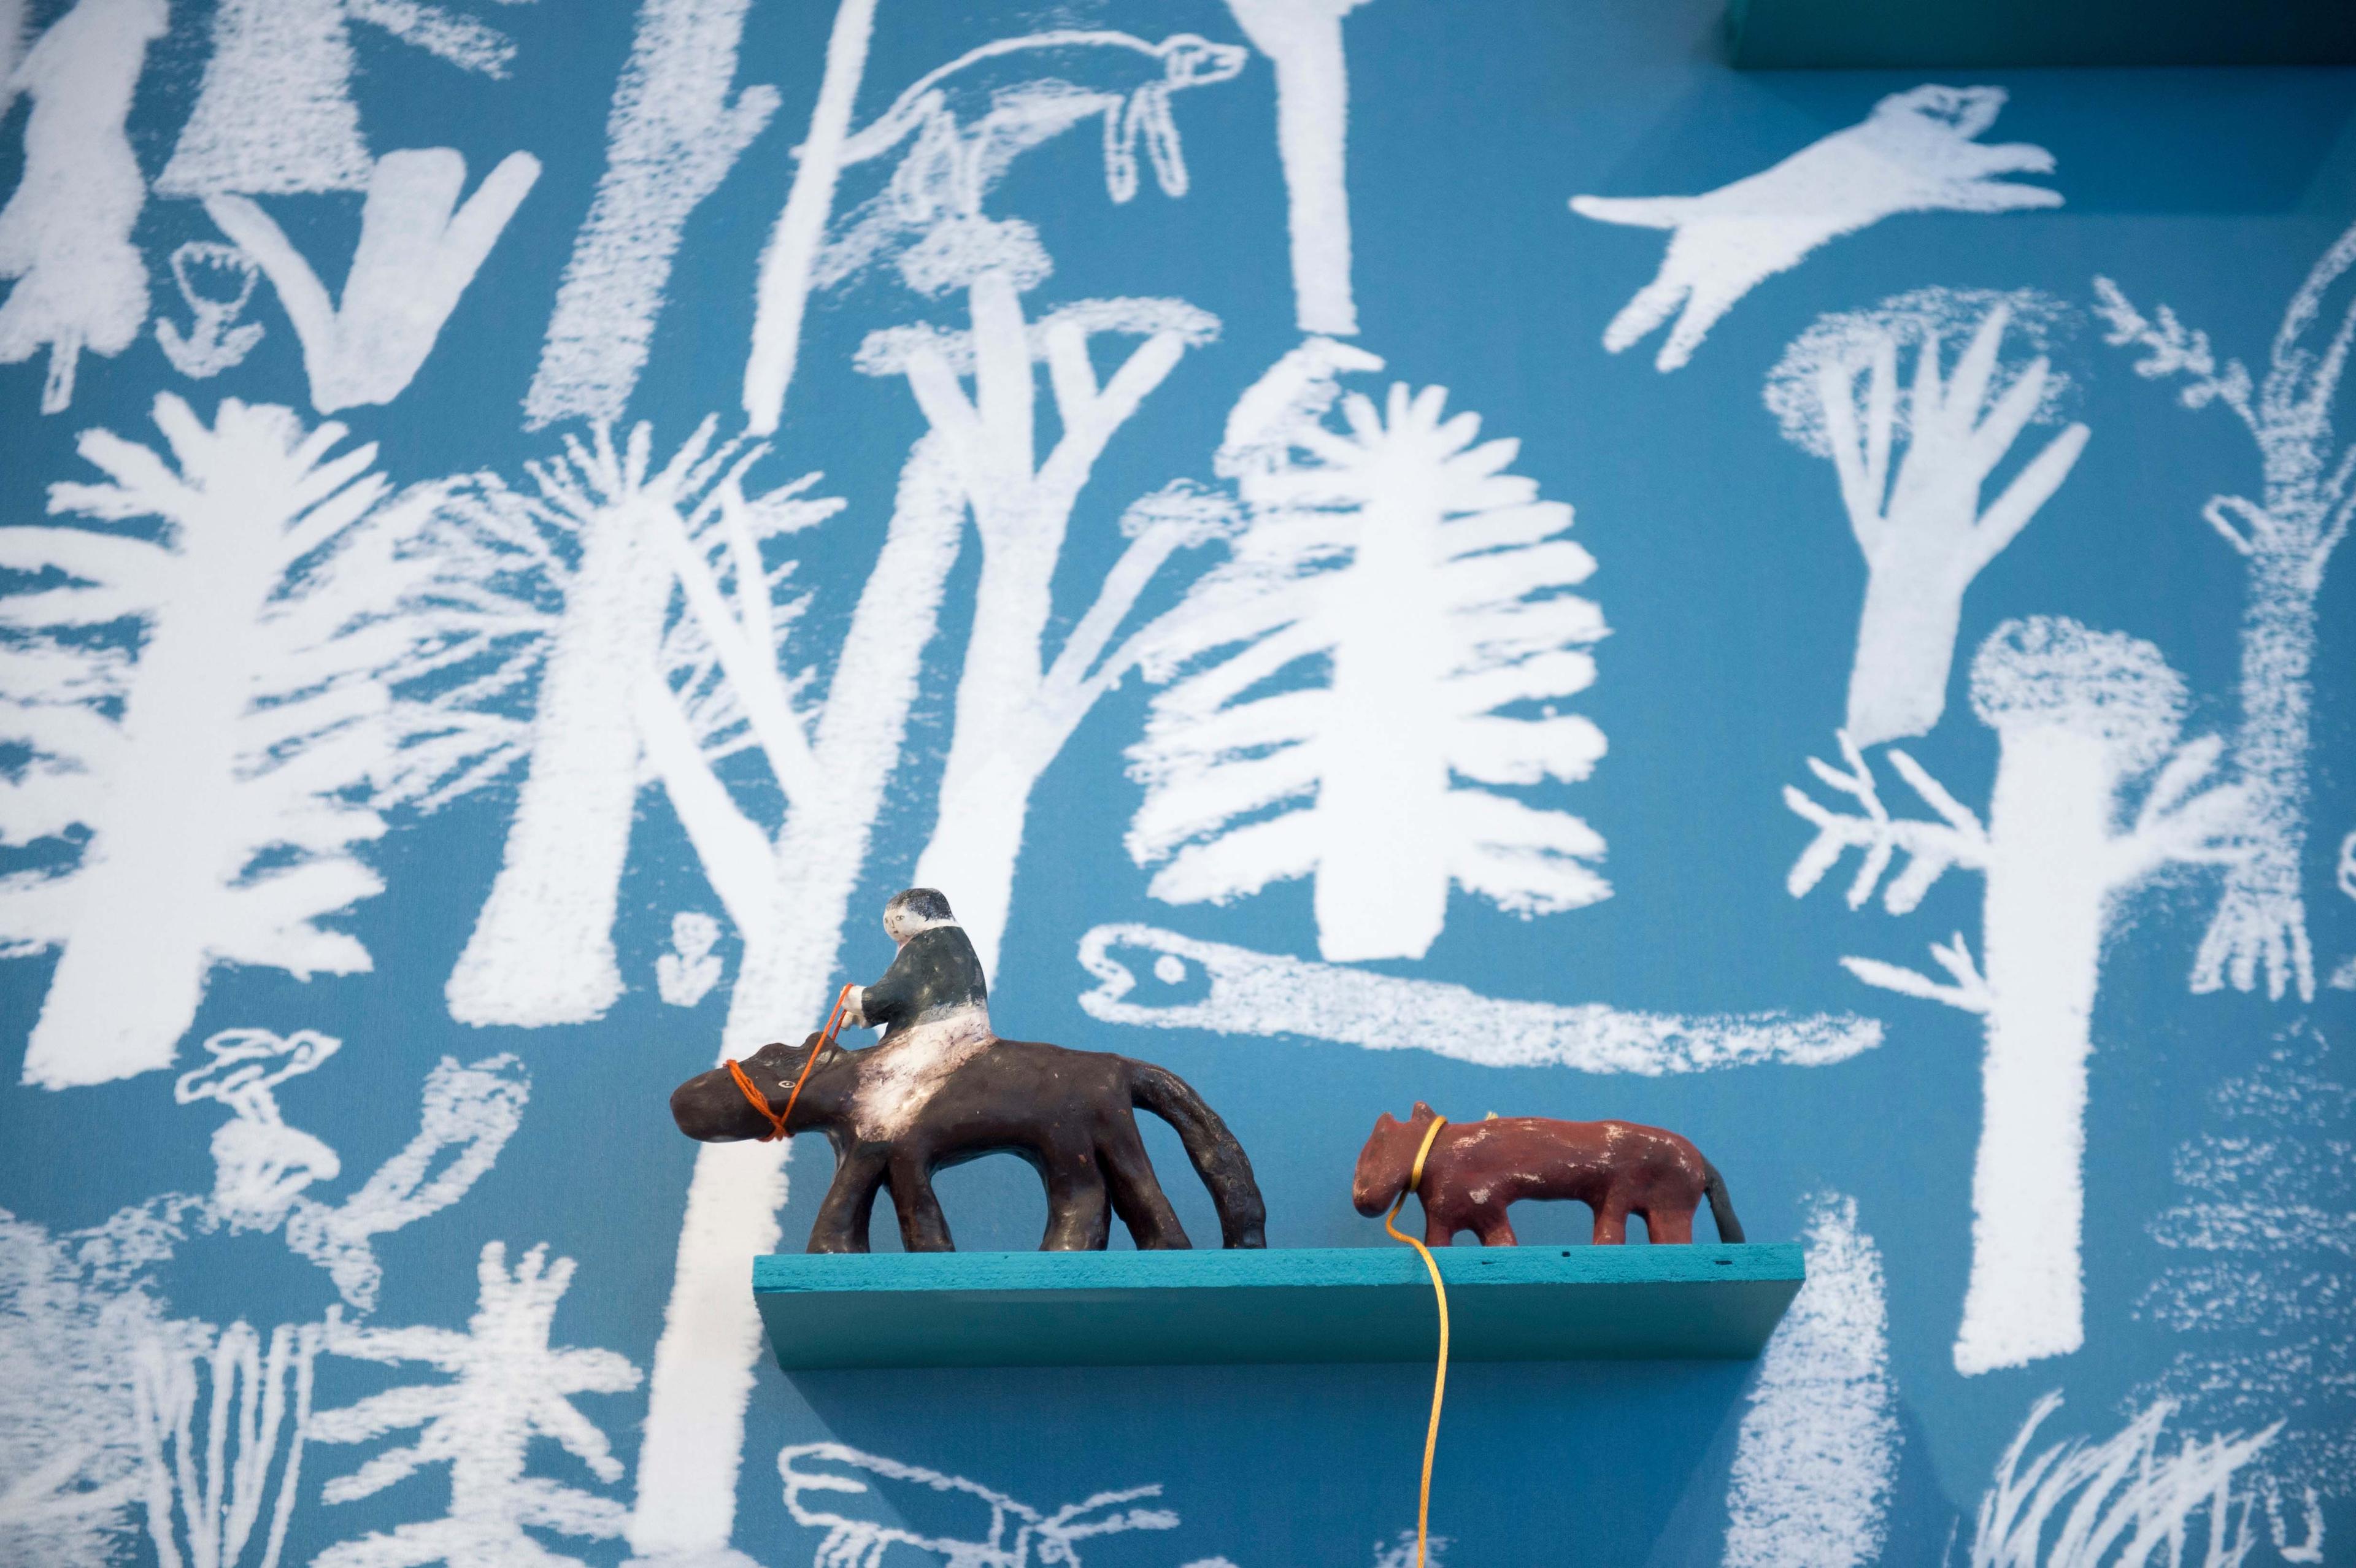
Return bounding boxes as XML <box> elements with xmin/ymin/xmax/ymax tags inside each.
<box><xmin>847</xmin><ymin>1003</ymin><xmax>993</xmax><ymax>1141</ymax></box>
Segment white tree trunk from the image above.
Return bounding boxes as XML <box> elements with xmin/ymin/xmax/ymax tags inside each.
<box><xmin>2196</xmin><ymin>546</ymin><xmax>2319</xmax><ymax>997</ymax></box>
<box><xmin>628</xmin><ymin>440</ymin><xmax>963</xmax><ymax>1563</ymax></box>
<box><xmin>1846</xmin><ymin>545</ymin><xmax>1969</xmax><ymax>750</ymax></box>
<box><xmin>445</xmin><ymin>498</ymin><xmax>672</xmax><ymax>1027</ymax></box>
<box><xmin>23</xmin><ymin>536</ymin><xmax>264</xmax><ymax>1086</ymax></box>
<box><xmin>1225</xmin><ymin>1</ymin><xmax>1359</xmax><ymax>337</ymax></box>
<box><xmin>1311</xmin><ymin>455</ymin><xmax>1450</xmax><ymax>961</ymax></box>
<box><xmin>1953</xmin><ymin>727</ymin><xmax>2115</xmax><ymax>1375</ymax></box>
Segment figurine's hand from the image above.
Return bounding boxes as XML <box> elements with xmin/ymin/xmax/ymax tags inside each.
<box><xmin>841</xmin><ymin>986</ymin><xmax>867</xmax><ymax>1028</ymax></box>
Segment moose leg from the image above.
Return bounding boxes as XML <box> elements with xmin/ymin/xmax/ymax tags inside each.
<box><xmin>1423</xmin><ymin>1209</ymin><xmax>1457</xmax><ymax>1248</ymax></box>
<box><xmin>1099</xmin><ymin>1119</ymin><xmax>1189</xmax><ymax>1250</ymax></box>
<box><xmin>887</xmin><ymin>1158</ymin><xmax>956</xmax><ymax>1253</ymax></box>
<box><xmin>807</xmin><ymin>1153</ymin><xmax>890</xmax><ymax>1254</ymax></box>
<box><xmin>1475</xmin><ymin>1210</ymin><xmax>1519</xmax><ymax>1247</ymax></box>
<box><xmin>1041</xmin><ymin>1152</ymin><xmax>1113</xmax><ymax>1251</ymax></box>
<box><xmin>1646</xmin><ymin>1205</ymin><xmax>1694</xmax><ymax>1244</ymax></box>
<box><xmin>1592</xmin><ymin>1197</ymin><xmax>1630</xmax><ymax>1246</ymax></box>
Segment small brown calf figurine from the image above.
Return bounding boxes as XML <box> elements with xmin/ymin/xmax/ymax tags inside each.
<box><xmin>1352</xmin><ymin>1102</ymin><xmax>1744</xmax><ymax>1247</ymax></box>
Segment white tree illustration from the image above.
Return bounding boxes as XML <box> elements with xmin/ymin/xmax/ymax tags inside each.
<box><xmin>308</xmin><ymin>1242</ymin><xmax>641</xmax><ymax>1568</ymax></box>
<box><xmin>1570</xmin><ymin>85</ymin><xmax>2060</xmax><ymax>372</ymax></box>
<box><xmin>0</xmin><ymin>0</ymin><xmax>168</xmax><ymax>413</ymax></box>
<box><xmin>2136</xmin><ymin>1029</ymin><xmax>2354</xmax><ymax>1517</ymax></box>
<box><xmin>2092</xmin><ymin>221</ymin><xmax>2355</xmax><ymax>1003</ymax></box>
<box><xmin>1130</xmin><ymin>340</ymin><xmax>1607</xmax><ymax>963</ymax></box>
<box><xmin>132</xmin><ymin>1318</ymin><xmax>323</xmax><ymax>1568</ymax></box>
<box><xmin>777</xmin><ymin>1443</ymin><xmax>1179</xmax><ymax>1568</ymax></box>
<box><xmin>1721</xmin><ymin>1193</ymin><xmax>1898</xmax><ymax>1568</ymax></box>
<box><xmin>1970</xmin><ymin>1394</ymin><xmax>2289</xmax><ymax>1568</ymax></box>
<box><xmin>865</xmin><ymin>268</ymin><xmax>1225</xmax><ymax>978</ymax></box>
<box><xmin>158</xmin><ymin>0</ymin><xmax>515</xmax><ymax>198</ymax></box>
<box><xmin>425</xmin><ymin>420</ymin><xmax>818</xmax><ymax>1028</ymax></box>
<box><xmin>0</xmin><ymin>395</ymin><xmax>442</xmax><ymax>1088</ymax></box>
<box><xmin>526</xmin><ymin>0</ymin><xmax>781</xmax><ymax>429</ymax></box>
<box><xmin>1764</xmin><ymin>290</ymin><xmax>2088</xmax><ymax>747</ymax></box>
<box><xmin>0</xmin><ymin>1210</ymin><xmax>167</xmax><ymax>1568</ymax></box>
<box><xmin>1786</xmin><ymin>618</ymin><xmax>2246</xmax><ymax>1374</ymax></box>
<box><xmin>206</xmin><ymin>148</ymin><xmax>541</xmax><ymax>414</ymax></box>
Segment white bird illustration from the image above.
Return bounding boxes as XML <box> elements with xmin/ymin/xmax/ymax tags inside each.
<box><xmin>1571</xmin><ymin>85</ymin><xmax>2062</xmax><ymax>371</ymax></box>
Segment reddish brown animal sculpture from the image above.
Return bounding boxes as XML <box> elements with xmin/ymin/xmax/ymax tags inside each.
<box><xmin>1352</xmin><ymin>1102</ymin><xmax>1744</xmax><ymax>1246</ymax></box>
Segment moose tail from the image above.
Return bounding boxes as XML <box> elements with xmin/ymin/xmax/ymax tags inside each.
<box><xmin>1703</xmin><ymin>1160</ymin><xmax>1745</xmax><ymax>1243</ymax></box>
<box><xmin>1128</xmin><ymin>1062</ymin><xmax>1268</xmax><ymax>1248</ymax></box>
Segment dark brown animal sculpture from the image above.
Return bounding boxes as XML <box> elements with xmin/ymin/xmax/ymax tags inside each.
<box><xmin>1352</xmin><ymin>1102</ymin><xmax>1743</xmax><ymax>1247</ymax></box>
<box><xmin>671</xmin><ymin>1031</ymin><xmax>1268</xmax><ymax>1253</ymax></box>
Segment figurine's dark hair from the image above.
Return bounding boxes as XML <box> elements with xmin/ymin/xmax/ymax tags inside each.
<box><xmin>887</xmin><ymin>887</ymin><xmax>954</xmax><ymax>923</ymax></box>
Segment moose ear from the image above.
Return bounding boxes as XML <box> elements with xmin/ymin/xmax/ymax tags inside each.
<box><xmin>1374</xmin><ymin>1111</ymin><xmax>1398</xmax><ymax>1131</ymax></box>
<box><xmin>1412</xmin><ymin>1101</ymin><xmax>1438</xmax><ymax>1121</ymax></box>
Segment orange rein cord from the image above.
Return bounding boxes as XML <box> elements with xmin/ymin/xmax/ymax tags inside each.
<box><xmin>725</xmin><ymin>983</ymin><xmax>854</xmax><ymax>1142</ymax></box>
<box><xmin>1384</xmin><ymin>1115</ymin><xmax>1452</xmax><ymax>1568</ymax></box>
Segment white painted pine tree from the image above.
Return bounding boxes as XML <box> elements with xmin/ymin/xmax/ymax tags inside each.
<box><xmin>1764</xmin><ymin>290</ymin><xmax>2088</xmax><ymax>747</ymax></box>
<box><xmin>2092</xmin><ymin>221</ymin><xmax>2356</xmax><ymax>1002</ymax></box>
<box><xmin>1786</xmin><ymin>618</ymin><xmax>2246</xmax><ymax>1374</ymax></box>
<box><xmin>0</xmin><ymin>396</ymin><xmax>441</xmax><ymax>1088</ymax></box>
<box><xmin>1130</xmin><ymin>339</ymin><xmax>1608</xmax><ymax>963</ymax></box>
<box><xmin>308</xmin><ymin>1242</ymin><xmax>641</xmax><ymax>1568</ymax></box>
<box><xmin>0</xmin><ymin>0</ymin><xmax>168</xmax><ymax>413</ymax></box>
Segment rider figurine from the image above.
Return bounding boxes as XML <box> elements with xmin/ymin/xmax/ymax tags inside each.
<box><xmin>843</xmin><ymin>888</ymin><xmax>990</xmax><ymax>1043</ymax></box>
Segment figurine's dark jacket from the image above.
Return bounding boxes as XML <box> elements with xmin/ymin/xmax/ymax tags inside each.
<box><xmin>861</xmin><ymin>924</ymin><xmax>988</xmax><ymax>1039</ymax></box>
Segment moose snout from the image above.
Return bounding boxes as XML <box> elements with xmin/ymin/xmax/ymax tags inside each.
<box><xmin>670</xmin><ymin>1071</ymin><xmax>735</xmax><ymax>1141</ymax></box>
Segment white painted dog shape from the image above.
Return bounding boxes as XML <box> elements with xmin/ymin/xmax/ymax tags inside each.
<box><xmin>1571</xmin><ymin>85</ymin><xmax>2061</xmax><ymax>371</ymax></box>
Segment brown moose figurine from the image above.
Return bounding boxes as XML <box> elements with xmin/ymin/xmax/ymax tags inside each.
<box><xmin>1353</xmin><ymin>1102</ymin><xmax>1744</xmax><ymax>1247</ymax></box>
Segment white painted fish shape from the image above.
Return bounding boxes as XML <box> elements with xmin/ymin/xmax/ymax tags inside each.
<box><xmin>1077</xmin><ymin>923</ymin><xmax>1883</xmax><ymax>1074</ymax></box>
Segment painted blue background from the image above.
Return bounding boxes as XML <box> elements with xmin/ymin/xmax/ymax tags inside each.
<box><xmin>2</xmin><ymin>0</ymin><xmax>2352</xmax><ymax>1563</ymax></box>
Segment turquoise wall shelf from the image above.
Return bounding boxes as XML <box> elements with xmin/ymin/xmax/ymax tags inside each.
<box><xmin>753</xmin><ymin>1243</ymin><xmax>1803</xmax><ymax>1370</ymax></box>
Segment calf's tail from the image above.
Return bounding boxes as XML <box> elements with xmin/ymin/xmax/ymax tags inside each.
<box><xmin>1703</xmin><ymin>1159</ymin><xmax>1745</xmax><ymax>1243</ymax></box>
<box><xmin>1128</xmin><ymin>1061</ymin><xmax>1267</xmax><ymax>1248</ymax></box>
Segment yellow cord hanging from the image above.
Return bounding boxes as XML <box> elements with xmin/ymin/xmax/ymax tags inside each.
<box><xmin>1384</xmin><ymin>1115</ymin><xmax>1450</xmax><ymax>1568</ymax></box>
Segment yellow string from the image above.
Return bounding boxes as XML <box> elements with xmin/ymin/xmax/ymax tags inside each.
<box><xmin>1383</xmin><ymin>1115</ymin><xmax>1450</xmax><ymax>1568</ymax></box>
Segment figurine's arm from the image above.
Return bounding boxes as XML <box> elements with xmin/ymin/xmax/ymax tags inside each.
<box><xmin>852</xmin><ymin>948</ymin><xmax>921</xmax><ymax>1032</ymax></box>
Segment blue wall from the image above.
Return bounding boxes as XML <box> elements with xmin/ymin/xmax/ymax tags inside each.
<box><xmin>1</xmin><ymin>1</ymin><xmax>2351</xmax><ymax>1565</ymax></box>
